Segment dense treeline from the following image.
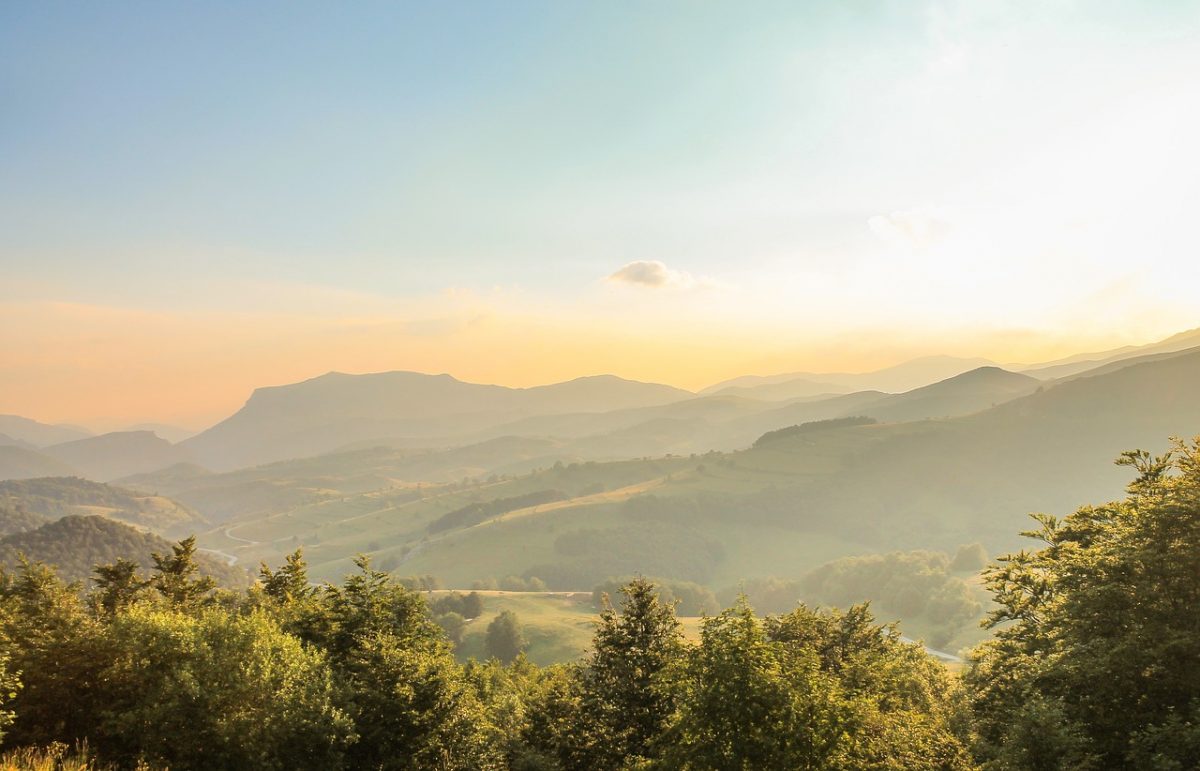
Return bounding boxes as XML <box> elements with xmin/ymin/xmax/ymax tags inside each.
<box><xmin>529</xmin><ymin>522</ymin><xmax>724</xmax><ymax>588</ymax></box>
<box><xmin>734</xmin><ymin>548</ymin><xmax>986</xmax><ymax>649</ymax></box>
<box><xmin>0</xmin><ymin>502</ymin><xmax>46</xmax><ymax>538</ymax></box>
<box><xmin>593</xmin><ymin>576</ymin><xmax>719</xmax><ymax>616</ymax></box>
<box><xmin>428</xmin><ymin>490</ymin><xmax>568</xmax><ymax>533</ymax></box>
<box><xmin>752</xmin><ymin>416</ymin><xmax>879</xmax><ymax>448</ymax></box>
<box><xmin>0</xmin><ymin>438</ymin><xmax>1197</xmax><ymax>769</ymax></box>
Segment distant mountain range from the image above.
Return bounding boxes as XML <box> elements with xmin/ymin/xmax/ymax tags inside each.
<box><xmin>180</xmin><ymin>372</ymin><xmax>693</xmax><ymax>470</ymax></box>
<box><xmin>0</xmin><ymin>415</ymin><xmax>92</xmax><ymax>447</ymax></box>
<box><xmin>1018</xmin><ymin>326</ymin><xmax>1200</xmax><ymax>379</ymax></box>
<box><xmin>2</xmin><ymin>327</ymin><xmax>1197</xmax><ymax>481</ymax></box>
<box><xmin>702</xmin><ymin>355</ymin><xmax>997</xmax><ymax>396</ymax></box>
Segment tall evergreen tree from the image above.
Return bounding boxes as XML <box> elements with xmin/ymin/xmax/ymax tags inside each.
<box><xmin>259</xmin><ymin>548</ymin><xmax>314</xmax><ymax>604</ymax></box>
<box><xmin>91</xmin><ymin>557</ymin><xmax>150</xmax><ymax>616</ymax></box>
<box><xmin>579</xmin><ymin>577</ymin><xmax>684</xmax><ymax>768</ymax></box>
<box><xmin>150</xmin><ymin>536</ymin><xmax>215</xmax><ymax>610</ymax></box>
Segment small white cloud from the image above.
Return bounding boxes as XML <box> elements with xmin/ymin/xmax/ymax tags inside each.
<box><xmin>606</xmin><ymin>260</ymin><xmax>712</xmax><ymax>290</ymax></box>
<box><xmin>868</xmin><ymin>207</ymin><xmax>953</xmax><ymax>249</ymax></box>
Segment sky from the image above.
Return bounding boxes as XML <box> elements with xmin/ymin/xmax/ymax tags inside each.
<box><xmin>2</xmin><ymin>0</ymin><xmax>1199</xmax><ymax>430</ymax></box>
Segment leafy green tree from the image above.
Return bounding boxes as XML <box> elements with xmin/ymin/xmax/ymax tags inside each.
<box><xmin>512</xmin><ymin>662</ymin><xmax>588</xmax><ymax>770</ymax></box>
<box><xmin>150</xmin><ymin>536</ymin><xmax>215</xmax><ymax>609</ymax></box>
<box><xmin>966</xmin><ymin>438</ymin><xmax>1200</xmax><ymax>769</ymax></box>
<box><xmin>90</xmin><ymin>557</ymin><xmax>150</xmax><ymax>616</ymax></box>
<box><xmin>0</xmin><ymin>558</ymin><xmax>105</xmax><ymax>748</ymax></box>
<box><xmin>765</xmin><ymin>603</ymin><xmax>975</xmax><ymax>769</ymax></box>
<box><xmin>949</xmin><ymin>542</ymin><xmax>988</xmax><ymax>573</ymax></box>
<box><xmin>578</xmin><ymin>577</ymin><xmax>684</xmax><ymax>768</ymax></box>
<box><xmin>0</xmin><ymin>650</ymin><xmax>18</xmax><ymax>744</ymax></box>
<box><xmin>660</xmin><ymin>598</ymin><xmax>849</xmax><ymax>769</ymax></box>
<box><xmin>436</xmin><ymin>611</ymin><xmax>467</xmax><ymax>645</ymax></box>
<box><xmin>485</xmin><ymin>610</ymin><xmax>526</xmax><ymax>664</ymax></box>
<box><xmin>94</xmin><ymin>606</ymin><xmax>353</xmax><ymax>770</ymax></box>
<box><xmin>340</xmin><ymin>631</ymin><xmax>501</xmax><ymax>770</ymax></box>
<box><xmin>463</xmin><ymin>591</ymin><xmax>485</xmax><ymax>619</ymax></box>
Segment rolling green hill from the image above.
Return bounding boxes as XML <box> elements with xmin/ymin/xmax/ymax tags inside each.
<box><xmin>0</xmin><ymin>514</ymin><xmax>249</xmax><ymax>588</ymax></box>
<box><xmin>119</xmin><ymin>437</ymin><xmax>581</xmax><ymax>523</ymax></box>
<box><xmin>144</xmin><ymin>367</ymin><xmax>1050</xmax><ymax>526</ymax></box>
<box><xmin>0</xmin><ymin>477</ymin><xmax>207</xmax><ymax>535</ymax></box>
<box><xmin>0</xmin><ymin>446</ymin><xmax>80</xmax><ymax>481</ymax></box>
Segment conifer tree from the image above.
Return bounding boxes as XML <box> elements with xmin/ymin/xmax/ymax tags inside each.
<box><xmin>579</xmin><ymin>577</ymin><xmax>684</xmax><ymax>768</ymax></box>
<box><xmin>150</xmin><ymin>536</ymin><xmax>215</xmax><ymax>609</ymax></box>
<box><xmin>91</xmin><ymin>557</ymin><xmax>150</xmax><ymax>616</ymax></box>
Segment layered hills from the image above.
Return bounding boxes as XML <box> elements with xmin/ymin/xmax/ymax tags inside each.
<box><xmin>187</xmin><ymin>345</ymin><xmax>1200</xmax><ymax>592</ymax></box>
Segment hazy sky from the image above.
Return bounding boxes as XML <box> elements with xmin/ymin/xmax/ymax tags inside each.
<box><xmin>2</xmin><ymin>1</ymin><xmax>1199</xmax><ymax>429</ymax></box>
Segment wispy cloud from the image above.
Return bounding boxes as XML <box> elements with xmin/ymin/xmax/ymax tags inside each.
<box><xmin>606</xmin><ymin>260</ymin><xmax>716</xmax><ymax>290</ymax></box>
<box><xmin>868</xmin><ymin>207</ymin><xmax>953</xmax><ymax>249</ymax></box>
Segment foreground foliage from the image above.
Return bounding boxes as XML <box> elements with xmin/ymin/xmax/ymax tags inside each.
<box><xmin>966</xmin><ymin>437</ymin><xmax>1200</xmax><ymax>770</ymax></box>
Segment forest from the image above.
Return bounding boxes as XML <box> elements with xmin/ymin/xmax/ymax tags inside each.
<box><xmin>0</xmin><ymin>438</ymin><xmax>1197</xmax><ymax>770</ymax></box>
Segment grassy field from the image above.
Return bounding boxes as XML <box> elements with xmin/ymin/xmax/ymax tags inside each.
<box><xmin>434</xmin><ymin>589</ymin><xmax>980</xmax><ymax>666</ymax></box>
<box><xmin>440</xmin><ymin>590</ymin><xmax>707</xmax><ymax>666</ymax></box>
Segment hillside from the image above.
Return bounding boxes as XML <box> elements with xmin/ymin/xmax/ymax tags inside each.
<box><xmin>0</xmin><ymin>446</ymin><xmax>80</xmax><ymax>481</ymax></box>
<box><xmin>165</xmin><ymin>368</ymin><xmax>1055</xmax><ymax>554</ymax></box>
<box><xmin>702</xmin><ymin>355</ymin><xmax>996</xmax><ymax>395</ymax></box>
<box><xmin>0</xmin><ymin>514</ymin><xmax>248</xmax><ymax>588</ymax></box>
<box><xmin>44</xmin><ymin>430</ymin><xmax>193</xmax><ymax>481</ymax></box>
<box><xmin>1020</xmin><ymin>327</ymin><xmax>1200</xmax><ymax>379</ymax></box>
<box><xmin>0</xmin><ymin>415</ymin><xmax>92</xmax><ymax>447</ymax></box>
<box><xmin>0</xmin><ymin>500</ymin><xmax>49</xmax><ymax>537</ymax></box>
<box><xmin>0</xmin><ymin>434</ymin><xmax>34</xmax><ymax>450</ymax></box>
<box><xmin>0</xmin><ymin>477</ymin><xmax>206</xmax><ymax>535</ymax></box>
<box><xmin>1051</xmin><ymin>344</ymin><xmax>1200</xmax><ymax>383</ymax></box>
<box><xmin>849</xmin><ymin>366</ymin><xmax>1040</xmax><ymax>423</ymax></box>
<box><xmin>182</xmin><ymin>371</ymin><xmax>693</xmax><ymax>470</ymax></box>
<box><xmin>710</xmin><ymin>379</ymin><xmax>853</xmax><ymax>401</ymax></box>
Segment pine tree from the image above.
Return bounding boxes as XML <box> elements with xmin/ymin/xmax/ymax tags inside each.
<box><xmin>91</xmin><ymin>557</ymin><xmax>150</xmax><ymax>616</ymax></box>
<box><xmin>259</xmin><ymin>549</ymin><xmax>314</xmax><ymax>603</ymax></box>
<box><xmin>150</xmin><ymin>536</ymin><xmax>216</xmax><ymax>610</ymax></box>
<box><xmin>579</xmin><ymin>577</ymin><xmax>684</xmax><ymax>768</ymax></box>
